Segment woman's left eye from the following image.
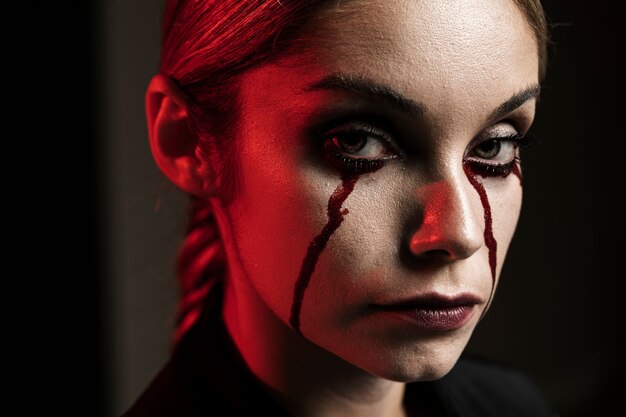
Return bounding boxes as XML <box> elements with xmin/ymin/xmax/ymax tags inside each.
<box><xmin>470</xmin><ymin>138</ymin><xmax>518</xmax><ymax>163</ymax></box>
<box><xmin>465</xmin><ymin>135</ymin><xmax>525</xmax><ymax>177</ymax></box>
<box><xmin>321</xmin><ymin>122</ymin><xmax>399</xmax><ymax>174</ymax></box>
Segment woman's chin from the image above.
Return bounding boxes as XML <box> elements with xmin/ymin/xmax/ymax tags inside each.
<box><xmin>366</xmin><ymin>349</ymin><xmax>463</xmax><ymax>383</ymax></box>
<box><xmin>377</xmin><ymin>358</ymin><xmax>459</xmax><ymax>383</ymax></box>
<box><xmin>324</xmin><ymin>329</ymin><xmax>472</xmax><ymax>383</ymax></box>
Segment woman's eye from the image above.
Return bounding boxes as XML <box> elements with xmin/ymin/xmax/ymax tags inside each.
<box><xmin>331</xmin><ymin>131</ymin><xmax>392</xmax><ymax>158</ymax></box>
<box><xmin>322</xmin><ymin>122</ymin><xmax>399</xmax><ymax>174</ymax></box>
<box><xmin>471</xmin><ymin>138</ymin><xmax>517</xmax><ymax>163</ymax></box>
<box><xmin>465</xmin><ymin>135</ymin><xmax>525</xmax><ymax>177</ymax></box>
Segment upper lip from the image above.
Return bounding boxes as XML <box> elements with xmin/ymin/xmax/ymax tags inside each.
<box><xmin>375</xmin><ymin>292</ymin><xmax>483</xmax><ymax>310</ymax></box>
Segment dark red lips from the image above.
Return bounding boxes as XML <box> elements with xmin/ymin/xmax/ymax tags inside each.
<box><xmin>375</xmin><ymin>293</ymin><xmax>482</xmax><ymax>331</ymax></box>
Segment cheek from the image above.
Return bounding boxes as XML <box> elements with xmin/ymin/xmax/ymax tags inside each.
<box><xmin>489</xmin><ymin>178</ymin><xmax>523</xmax><ymax>272</ymax></box>
<box><xmin>227</xmin><ymin>140</ymin><xmax>338</xmax><ymax>323</ymax></box>
<box><xmin>296</xmin><ymin>174</ymin><xmax>404</xmax><ymax>330</ymax></box>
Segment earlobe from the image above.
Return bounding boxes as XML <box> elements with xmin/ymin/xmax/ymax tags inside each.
<box><xmin>146</xmin><ymin>74</ymin><xmax>209</xmax><ymax>196</ymax></box>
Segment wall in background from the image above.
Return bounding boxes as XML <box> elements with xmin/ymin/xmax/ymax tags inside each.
<box><xmin>99</xmin><ymin>1</ymin><xmax>185</xmax><ymax>415</ymax></box>
<box><xmin>99</xmin><ymin>1</ymin><xmax>625</xmax><ymax>416</ymax></box>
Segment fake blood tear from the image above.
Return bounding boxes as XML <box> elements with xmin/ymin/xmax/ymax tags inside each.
<box><xmin>464</xmin><ymin>161</ymin><xmax>522</xmax><ymax>317</ymax></box>
<box><xmin>289</xmin><ymin>174</ymin><xmax>359</xmax><ymax>334</ymax></box>
<box><xmin>464</xmin><ymin>164</ymin><xmax>498</xmax><ymax>315</ymax></box>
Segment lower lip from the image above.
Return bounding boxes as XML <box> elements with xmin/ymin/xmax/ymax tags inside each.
<box><xmin>378</xmin><ymin>304</ymin><xmax>477</xmax><ymax>331</ymax></box>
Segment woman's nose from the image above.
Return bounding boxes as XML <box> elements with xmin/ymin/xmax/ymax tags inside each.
<box><xmin>408</xmin><ymin>178</ymin><xmax>483</xmax><ymax>262</ymax></box>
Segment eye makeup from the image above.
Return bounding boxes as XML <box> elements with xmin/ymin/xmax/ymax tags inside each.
<box><xmin>465</xmin><ymin>133</ymin><xmax>535</xmax><ymax>178</ymax></box>
<box><xmin>313</xmin><ymin>116</ymin><xmax>402</xmax><ymax>175</ymax></box>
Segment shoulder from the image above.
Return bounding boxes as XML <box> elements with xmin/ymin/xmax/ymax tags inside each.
<box><xmin>121</xmin><ymin>288</ymin><xmax>290</xmax><ymax>417</ymax></box>
<box><xmin>120</xmin><ymin>357</ymin><xmax>218</xmax><ymax>417</ymax></box>
<box><xmin>432</xmin><ymin>354</ymin><xmax>554</xmax><ymax>417</ymax></box>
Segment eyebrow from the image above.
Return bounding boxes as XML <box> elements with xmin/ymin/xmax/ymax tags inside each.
<box><xmin>305</xmin><ymin>74</ymin><xmax>425</xmax><ymax>117</ymax></box>
<box><xmin>305</xmin><ymin>73</ymin><xmax>540</xmax><ymax>122</ymax></box>
<box><xmin>489</xmin><ymin>84</ymin><xmax>541</xmax><ymax>123</ymax></box>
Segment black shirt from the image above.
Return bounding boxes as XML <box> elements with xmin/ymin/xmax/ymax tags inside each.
<box><xmin>123</xmin><ymin>289</ymin><xmax>553</xmax><ymax>417</ymax></box>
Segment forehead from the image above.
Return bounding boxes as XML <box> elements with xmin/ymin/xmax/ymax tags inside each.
<box><xmin>239</xmin><ymin>0</ymin><xmax>538</xmax><ymax>132</ymax></box>
<box><xmin>309</xmin><ymin>0</ymin><xmax>537</xmax><ymax>104</ymax></box>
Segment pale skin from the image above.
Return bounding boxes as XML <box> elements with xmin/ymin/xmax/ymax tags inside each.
<box><xmin>146</xmin><ymin>0</ymin><xmax>539</xmax><ymax>416</ymax></box>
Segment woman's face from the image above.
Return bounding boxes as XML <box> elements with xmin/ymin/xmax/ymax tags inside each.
<box><xmin>225</xmin><ymin>0</ymin><xmax>538</xmax><ymax>381</ymax></box>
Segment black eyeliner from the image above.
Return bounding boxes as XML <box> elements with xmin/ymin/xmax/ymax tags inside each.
<box><xmin>464</xmin><ymin>133</ymin><xmax>534</xmax><ymax>178</ymax></box>
<box><xmin>315</xmin><ymin>117</ymin><xmax>401</xmax><ymax>175</ymax></box>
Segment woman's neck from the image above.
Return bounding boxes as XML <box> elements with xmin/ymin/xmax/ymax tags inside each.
<box><xmin>222</xmin><ymin>274</ymin><xmax>407</xmax><ymax>417</ymax></box>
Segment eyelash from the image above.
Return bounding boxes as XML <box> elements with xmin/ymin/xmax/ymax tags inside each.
<box><xmin>318</xmin><ymin>120</ymin><xmax>537</xmax><ymax>176</ymax></box>
<box><xmin>319</xmin><ymin>121</ymin><xmax>399</xmax><ymax>174</ymax></box>
<box><xmin>323</xmin><ymin>141</ymin><xmax>385</xmax><ymax>173</ymax></box>
<box><xmin>464</xmin><ymin>134</ymin><xmax>536</xmax><ymax>177</ymax></box>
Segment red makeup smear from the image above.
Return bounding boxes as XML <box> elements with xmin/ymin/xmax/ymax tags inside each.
<box><xmin>464</xmin><ymin>165</ymin><xmax>498</xmax><ymax>317</ymax></box>
<box><xmin>289</xmin><ymin>173</ymin><xmax>358</xmax><ymax>334</ymax></box>
<box><xmin>465</xmin><ymin>161</ymin><xmax>523</xmax><ymax>317</ymax></box>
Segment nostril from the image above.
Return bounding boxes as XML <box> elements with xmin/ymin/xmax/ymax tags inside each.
<box><xmin>421</xmin><ymin>249</ymin><xmax>452</xmax><ymax>259</ymax></box>
<box><xmin>399</xmin><ymin>246</ymin><xmax>453</xmax><ymax>271</ymax></box>
<box><xmin>408</xmin><ymin>227</ymin><xmax>482</xmax><ymax>261</ymax></box>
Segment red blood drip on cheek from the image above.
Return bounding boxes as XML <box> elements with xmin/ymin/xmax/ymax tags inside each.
<box><xmin>463</xmin><ymin>165</ymin><xmax>498</xmax><ymax>317</ymax></box>
<box><xmin>289</xmin><ymin>173</ymin><xmax>359</xmax><ymax>334</ymax></box>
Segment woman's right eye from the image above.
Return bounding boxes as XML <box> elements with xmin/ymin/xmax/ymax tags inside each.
<box><xmin>321</xmin><ymin>121</ymin><xmax>399</xmax><ymax>174</ymax></box>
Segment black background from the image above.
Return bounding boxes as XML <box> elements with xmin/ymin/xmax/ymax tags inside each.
<box><xmin>468</xmin><ymin>2</ymin><xmax>625</xmax><ymax>417</ymax></box>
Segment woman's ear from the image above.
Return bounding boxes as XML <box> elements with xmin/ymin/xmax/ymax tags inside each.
<box><xmin>146</xmin><ymin>74</ymin><xmax>209</xmax><ymax>196</ymax></box>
